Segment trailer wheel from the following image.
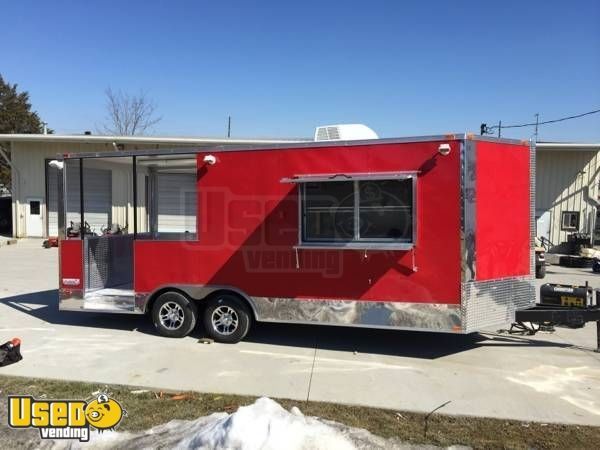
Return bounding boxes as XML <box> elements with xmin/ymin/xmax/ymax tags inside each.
<box><xmin>203</xmin><ymin>294</ymin><xmax>251</xmax><ymax>343</ymax></box>
<box><xmin>152</xmin><ymin>291</ymin><xmax>198</xmax><ymax>338</ymax></box>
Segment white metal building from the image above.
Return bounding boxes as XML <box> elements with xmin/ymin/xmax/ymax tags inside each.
<box><xmin>0</xmin><ymin>134</ymin><xmax>304</xmax><ymax>238</ymax></box>
<box><xmin>536</xmin><ymin>142</ymin><xmax>600</xmax><ymax>251</ymax></box>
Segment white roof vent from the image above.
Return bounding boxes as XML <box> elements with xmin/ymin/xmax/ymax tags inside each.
<box><xmin>314</xmin><ymin>124</ymin><xmax>378</xmax><ymax>141</ymax></box>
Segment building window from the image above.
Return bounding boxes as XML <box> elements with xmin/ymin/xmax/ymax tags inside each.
<box><xmin>561</xmin><ymin>211</ymin><xmax>580</xmax><ymax>231</ymax></box>
<box><xmin>301</xmin><ymin>178</ymin><xmax>414</xmax><ymax>244</ymax></box>
<box><xmin>29</xmin><ymin>200</ymin><xmax>41</xmax><ymax>216</ymax></box>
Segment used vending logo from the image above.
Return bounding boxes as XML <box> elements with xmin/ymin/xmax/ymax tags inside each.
<box><xmin>8</xmin><ymin>393</ymin><xmax>126</xmax><ymax>442</ymax></box>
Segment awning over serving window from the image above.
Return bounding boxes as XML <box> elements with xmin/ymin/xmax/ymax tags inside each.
<box><xmin>280</xmin><ymin>171</ymin><xmax>419</xmax><ymax>183</ymax></box>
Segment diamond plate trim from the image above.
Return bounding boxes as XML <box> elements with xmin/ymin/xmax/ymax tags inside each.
<box><xmin>251</xmin><ymin>297</ymin><xmax>461</xmax><ymax>332</ymax></box>
<box><xmin>461</xmin><ymin>277</ymin><xmax>535</xmax><ymax>332</ymax></box>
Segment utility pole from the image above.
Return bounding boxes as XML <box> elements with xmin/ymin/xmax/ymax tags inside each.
<box><xmin>534</xmin><ymin>113</ymin><xmax>539</xmax><ymax>142</ymax></box>
<box><xmin>498</xmin><ymin>120</ymin><xmax>502</xmax><ymax>138</ymax></box>
<box><xmin>227</xmin><ymin>116</ymin><xmax>231</xmax><ymax>138</ymax></box>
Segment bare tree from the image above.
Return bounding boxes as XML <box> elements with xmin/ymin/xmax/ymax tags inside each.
<box><xmin>101</xmin><ymin>87</ymin><xmax>161</xmax><ymax>135</ymax></box>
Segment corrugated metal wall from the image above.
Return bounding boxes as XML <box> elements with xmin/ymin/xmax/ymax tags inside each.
<box><xmin>84</xmin><ymin>158</ymin><xmax>134</xmax><ymax>234</ymax></box>
<box><xmin>11</xmin><ymin>142</ymin><xmax>108</xmax><ymax>237</ymax></box>
<box><xmin>10</xmin><ymin>141</ymin><xmax>166</xmax><ymax>237</ymax></box>
<box><xmin>155</xmin><ymin>173</ymin><xmax>197</xmax><ymax>232</ymax></box>
<box><xmin>536</xmin><ymin>149</ymin><xmax>599</xmax><ymax>247</ymax></box>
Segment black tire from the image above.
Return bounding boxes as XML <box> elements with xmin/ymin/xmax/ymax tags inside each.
<box><xmin>203</xmin><ymin>294</ymin><xmax>252</xmax><ymax>343</ymax></box>
<box><xmin>568</xmin><ymin>256</ymin><xmax>594</xmax><ymax>268</ymax></box>
<box><xmin>535</xmin><ymin>264</ymin><xmax>546</xmax><ymax>279</ymax></box>
<box><xmin>152</xmin><ymin>291</ymin><xmax>198</xmax><ymax>338</ymax></box>
<box><xmin>581</xmin><ymin>258</ymin><xmax>594</xmax><ymax>268</ymax></box>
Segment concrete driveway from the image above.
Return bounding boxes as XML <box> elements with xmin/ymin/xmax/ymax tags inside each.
<box><xmin>1</xmin><ymin>239</ymin><xmax>599</xmax><ymax>426</ymax></box>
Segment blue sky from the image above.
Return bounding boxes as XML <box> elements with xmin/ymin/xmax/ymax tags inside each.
<box><xmin>1</xmin><ymin>0</ymin><xmax>599</xmax><ymax>141</ymax></box>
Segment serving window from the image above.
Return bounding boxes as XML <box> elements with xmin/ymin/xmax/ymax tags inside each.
<box><xmin>286</xmin><ymin>173</ymin><xmax>416</xmax><ymax>250</ymax></box>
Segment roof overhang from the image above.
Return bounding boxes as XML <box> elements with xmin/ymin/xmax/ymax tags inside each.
<box><xmin>536</xmin><ymin>142</ymin><xmax>600</xmax><ymax>151</ymax></box>
<box><xmin>0</xmin><ymin>134</ymin><xmax>309</xmax><ymax>146</ymax></box>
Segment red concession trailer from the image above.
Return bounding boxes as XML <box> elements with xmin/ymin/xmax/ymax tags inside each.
<box><xmin>57</xmin><ymin>134</ymin><xmax>536</xmax><ymax>342</ymax></box>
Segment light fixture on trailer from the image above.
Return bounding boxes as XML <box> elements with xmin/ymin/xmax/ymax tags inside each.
<box><xmin>48</xmin><ymin>160</ymin><xmax>64</xmax><ymax>170</ymax></box>
<box><xmin>203</xmin><ymin>155</ymin><xmax>217</xmax><ymax>165</ymax></box>
<box><xmin>438</xmin><ymin>143</ymin><xmax>451</xmax><ymax>156</ymax></box>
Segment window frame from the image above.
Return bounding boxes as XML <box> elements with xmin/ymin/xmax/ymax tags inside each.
<box><xmin>296</xmin><ymin>175</ymin><xmax>417</xmax><ymax>250</ymax></box>
<box><xmin>561</xmin><ymin>211</ymin><xmax>580</xmax><ymax>231</ymax></box>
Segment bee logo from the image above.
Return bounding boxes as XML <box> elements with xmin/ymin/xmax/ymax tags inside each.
<box><xmin>84</xmin><ymin>394</ymin><xmax>125</xmax><ymax>432</ymax></box>
<box><xmin>8</xmin><ymin>392</ymin><xmax>126</xmax><ymax>441</ymax></box>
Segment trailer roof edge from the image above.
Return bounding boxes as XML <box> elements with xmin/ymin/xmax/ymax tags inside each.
<box><xmin>56</xmin><ymin>134</ymin><xmax>529</xmax><ymax>160</ymax></box>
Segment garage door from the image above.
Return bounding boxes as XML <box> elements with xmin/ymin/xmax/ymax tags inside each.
<box><xmin>156</xmin><ymin>173</ymin><xmax>196</xmax><ymax>233</ymax></box>
<box><xmin>47</xmin><ymin>163</ymin><xmax>112</xmax><ymax>236</ymax></box>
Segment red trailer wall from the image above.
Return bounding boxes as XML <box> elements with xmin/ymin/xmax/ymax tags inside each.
<box><xmin>475</xmin><ymin>141</ymin><xmax>530</xmax><ymax>280</ymax></box>
<box><xmin>59</xmin><ymin>239</ymin><xmax>83</xmax><ymax>289</ymax></box>
<box><xmin>135</xmin><ymin>140</ymin><xmax>463</xmax><ymax>304</ymax></box>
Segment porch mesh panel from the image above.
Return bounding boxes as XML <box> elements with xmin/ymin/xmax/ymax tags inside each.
<box><xmin>84</xmin><ymin>236</ymin><xmax>133</xmax><ymax>291</ymax></box>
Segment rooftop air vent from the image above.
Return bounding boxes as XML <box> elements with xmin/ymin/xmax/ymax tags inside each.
<box><xmin>314</xmin><ymin>124</ymin><xmax>378</xmax><ymax>142</ymax></box>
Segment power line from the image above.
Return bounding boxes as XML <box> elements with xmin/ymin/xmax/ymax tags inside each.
<box><xmin>485</xmin><ymin>108</ymin><xmax>600</xmax><ymax>132</ymax></box>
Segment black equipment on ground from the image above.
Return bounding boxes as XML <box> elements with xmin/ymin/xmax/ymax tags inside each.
<box><xmin>567</xmin><ymin>232</ymin><xmax>591</xmax><ymax>254</ymax></box>
<box><xmin>559</xmin><ymin>255</ymin><xmax>594</xmax><ymax>268</ymax></box>
<box><xmin>0</xmin><ymin>338</ymin><xmax>23</xmax><ymax>367</ymax></box>
<box><xmin>66</xmin><ymin>221</ymin><xmax>95</xmax><ymax>238</ymax></box>
<box><xmin>101</xmin><ymin>223</ymin><xmax>125</xmax><ymax>235</ymax></box>
<box><xmin>514</xmin><ymin>282</ymin><xmax>600</xmax><ymax>352</ymax></box>
<box><xmin>539</xmin><ymin>283</ymin><xmax>596</xmax><ymax>308</ymax></box>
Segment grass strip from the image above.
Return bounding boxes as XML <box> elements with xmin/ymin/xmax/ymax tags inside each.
<box><xmin>0</xmin><ymin>375</ymin><xmax>598</xmax><ymax>449</ymax></box>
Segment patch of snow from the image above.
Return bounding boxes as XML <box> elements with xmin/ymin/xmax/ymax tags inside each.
<box><xmin>37</xmin><ymin>397</ymin><xmax>452</xmax><ymax>450</ymax></box>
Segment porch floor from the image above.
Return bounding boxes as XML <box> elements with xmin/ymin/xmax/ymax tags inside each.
<box><xmin>83</xmin><ymin>284</ymin><xmax>135</xmax><ymax>312</ymax></box>
<box><xmin>86</xmin><ymin>284</ymin><xmax>133</xmax><ymax>296</ymax></box>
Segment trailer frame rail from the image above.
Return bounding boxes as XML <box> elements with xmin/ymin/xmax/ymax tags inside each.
<box><xmin>514</xmin><ymin>304</ymin><xmax>600</xmax><ymax>352</ymax></box>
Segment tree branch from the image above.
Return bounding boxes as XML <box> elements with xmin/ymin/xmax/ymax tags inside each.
<box><xmin>101</xmin><ymin>87</ymin><xmax>161</xmax><ymax>136</ymax></box>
